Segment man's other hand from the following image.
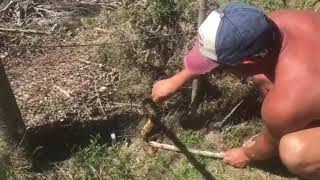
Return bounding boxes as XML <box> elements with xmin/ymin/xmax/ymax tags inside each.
<box><xmin>223</xmin><ymin>147</ymin><xmax>251</xmax><ymax>168</ymax></box>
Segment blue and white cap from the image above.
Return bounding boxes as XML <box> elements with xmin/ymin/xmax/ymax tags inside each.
<box><xmin>184</xmin><ymin>2</ymin><xmax>275</xmax><ymax>74</ymax></box>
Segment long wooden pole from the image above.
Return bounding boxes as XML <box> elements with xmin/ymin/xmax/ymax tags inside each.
<box><xmin>191</xmin><ymin>0</ymin><xmax>207</xmax><ymax>104</ymax></box>
<box><xmin>197</xmin><ymin>0</ymin><xmax>207</xmax><ymax>29</ymax></box>
<box><xmin>149</xmin><ymin>141</ymin><xmax>224</xmax><ymax>159</ymax></box>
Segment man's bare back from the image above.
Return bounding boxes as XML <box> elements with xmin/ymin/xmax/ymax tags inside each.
<box><xmin>268</xmin><ymin>10</ymin><xmax>320</xmax><ymax>121</ymax></box>
<box><xmin>223</xmin><ymin>10</ymin><xmax>320</xmax><ymax>179</ymax></box>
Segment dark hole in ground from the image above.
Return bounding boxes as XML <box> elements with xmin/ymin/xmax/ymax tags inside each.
<box><xmin>178</xmin><ymin>77</ymin><xmax>262</xmax><ymax>131</ymax></box>
<box><xmin>25</xmin><ymin>112</ymin><xmax>141</xmax><ymax>172</ymax></box>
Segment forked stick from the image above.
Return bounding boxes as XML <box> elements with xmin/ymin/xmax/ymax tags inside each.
<box><xmin>149</xmin><ymin>141</ymin><xmax>224</xmax><ymax>159</ymax></box>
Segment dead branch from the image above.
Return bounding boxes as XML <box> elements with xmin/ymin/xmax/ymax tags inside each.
<box><xmin>0</xmin><ymin>0</ymin><xmax>17</xmax><ymax>13</ymax></box>
<box><xmin>149</xmin><ymin>141</ymin><xmax>224</xmax><ymax>159</ymax></box>
<box><xmin>0</xmin><ymin>28</ymin><xmax>50</xmax><ymax>35</ymax></box>
<box><xmin>33</xmin><ymin>7</ymin><xmax>70</xmax><ymax>17</ymax></box>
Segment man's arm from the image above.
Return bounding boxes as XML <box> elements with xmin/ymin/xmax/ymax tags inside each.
<box><xmin>225</xmin><ymin>63</ymin><xmax>315</xmax><ymax>167</ymax></box>
<box><xmin>152</xmin><ymin>68</ymin><xmax>200</xmax><ymax>102</ymax></box>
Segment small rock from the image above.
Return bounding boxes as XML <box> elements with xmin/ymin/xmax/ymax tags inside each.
<box><xmin>99</xmin><ymin>86</ymin><xmax>107</xmax><ymax>92</ymax></box>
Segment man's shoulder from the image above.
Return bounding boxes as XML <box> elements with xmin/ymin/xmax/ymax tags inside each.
<box><xmin>268</xmin><ymin>9</ymin><xmax>298</xmax><ymax>18</ymax></box>
<box><xmin>268</xmin><ymin>9</ymin><xmax>315</xmax><ymax>17</ymax></box>
<box><xmin>268</xmin><ymin>9</ymin><xmax>319</xmax><ymax>23</ymax></box>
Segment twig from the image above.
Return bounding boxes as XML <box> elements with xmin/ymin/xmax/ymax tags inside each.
<box><xmin>214</xmin><ymin>100</ymin><xmax>244</xmax><ymax>128</ymax></box>
<box><xmin>221</xmin><ymin>100</ymin><xmax>244</xmax><ymax>124</ymax></box>
<box><xmin>0</xmin><ymin>28</ymin><xmax>50</xmax><ymax>35</ymax></box>
<box><xmin>76</xmin><ymin>58</ymin><xmax>104</xmax><ymax>68</ymax></box>
<box><xmin>0</xmin><ymin>0</ymin><xmax>17</xmax><ymax>13</ymax></box>
<box><xmin>104</xmin><ymin>103</ymin><xmax>141</xmax><ymax>109</ymax></box>
<box><xmin>94</xmin><ymin>78</ymin><xmax>106</xmax><ymax>118</ymax></box>
<box><xmin>53</xmin><ymin>85</ymin><xmax>71</xmax><ymax>98</ymax></box>
<box><xmin>94</xmin><ymin>27</ymin><xmax>108</xmax><ymax>33</ymax></box>
<box><xmin>149</xmin><ymin>141</ymin><xmax>224</xmax><ymax>159</ymax></box>
<box><xmin>33</xmin><ymin>7</ymin><xmax>69</xmax><ymax>17</ymax></box>
<box><xmin>83</xmin><ymin>105</ymin><xmax>92</xmax><ymax>120</ymax></box>
<box><xmin>110</xmin><ymin>102</ymin><xmax>141</xmax><ymax>107</ymax></box>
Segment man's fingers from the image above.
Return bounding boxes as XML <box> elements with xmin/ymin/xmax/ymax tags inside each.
<box><xmin>151</xmin><ymin>93</ymin><xmax>161</xmax><ymax>103</ymax></box>
<box><xmin>223</xmin><ymin>154</ymin><xmax>231</xmax><ymax>164</ymax></box>
<box><xmin>152</xmin><ymin>96</ymin><xmax>160</xmax><ymax>103</ymax></box>
<box><xmin>153</xmin><ymin>95</ymin><xmax>164</xmax><ymax>103</ymax></box>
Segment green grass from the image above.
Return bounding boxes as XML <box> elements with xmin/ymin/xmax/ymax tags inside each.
<box><xmin>223</xmin><ymin>120</ymin><xmax>264</xmax><ymax>148</ymax></box>
<box><xmin>0</xmin><ymin>147</ymin><xmax>32</xmax><ymax>180</ymax></box>
<box><xmin>72</xmin><ymin>137</ymin><xmax>133</xmax><ymax>179</ymax></box>
<box><xmin>170</xmin><ymin>159</ymin><xmax>203</xmax><ymax>180</ymax></box>
<box><xmin>0</xmin><ymin>157</ymin><xmax>10</xmax><ymax>180</ymax></box>
<box><xmin>180</xmin><ymin>130</ymin><xmax>205</xmax><ymax>145</ymax></box>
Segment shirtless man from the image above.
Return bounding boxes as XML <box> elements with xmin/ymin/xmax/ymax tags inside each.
<box><xmin>151</xmin><ymin>3</ymin><xmax>320</xmax><ymax>179</ymax></box>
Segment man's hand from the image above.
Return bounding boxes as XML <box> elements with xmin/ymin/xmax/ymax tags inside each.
<box><xmin>152</xmin><ymin>78</ymin><xmax>178</xmax><ymax>102</ymax></box>
<box><xmin>223</xmin><ymin>147</ymin><xmax>251</xmax><ymax>168</ymax></box>
<box><xmin>151</xmin><ymin>68</ymin><xmax>199</xmax><ymax>102</ymax></box>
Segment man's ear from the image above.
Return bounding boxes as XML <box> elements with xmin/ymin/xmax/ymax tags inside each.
<box><xmin>241</xmin><ymin>59</ymin><xmax>257</xmax><ymax>65</ymax></box>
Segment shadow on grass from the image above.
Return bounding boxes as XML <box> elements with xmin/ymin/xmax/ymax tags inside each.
<box><xmin>156</xmin><ymin>119</ymin><xmax>216</xmax><ymax>180</ymax></box>
<box><xmin>144</xmin><ymin>100</ymin><xmax>216</xmax><ymax>180</ymax></box>
<box><xmin>251</xmin><ymin>157</ymin><xmax>296</xmax><ymax>178</ymax></box>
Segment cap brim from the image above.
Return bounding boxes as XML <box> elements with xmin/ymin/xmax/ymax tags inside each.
<box><xmin>184</xmin><ymin>43</ymin><xmax>219</xmax><ymax>74</ymax></box>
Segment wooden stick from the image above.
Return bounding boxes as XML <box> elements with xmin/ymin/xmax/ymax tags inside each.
<box><xmin>191</xmin><ymin>0</ymin><xmax>207</xmax><ymax>104</ymax></box>
<box><xmin>149</xmin><ymin>141</ymin><xmax>224</xmax><ymax>159</ymax></box>
<box><xmin>0</xmin><ymin>28</ymin><xmax>50</xmax><ymax>35</ymax></box>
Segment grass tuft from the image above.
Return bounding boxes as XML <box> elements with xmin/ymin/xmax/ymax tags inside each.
<box><xmin>223</xmin><ymin>120</ymin><xmax>264</xmax><ymax>148</ymax></box>
<box><xmin>72</xmin><ymin>136</ymin><xmax>133</xmax><ymax>179</ymax></box>
<box><xmin>180</xmin><ymin>130</ymin><xmax>205</xmax><ymax>145</ymax></box>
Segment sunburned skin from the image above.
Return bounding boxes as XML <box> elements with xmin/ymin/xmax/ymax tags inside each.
<box><xmin>226</xmin><ymin>10</ymin><xmax>320</xmax><ymax>179</ymax></box>
<box><xmin>151</xmin><ymin>9</ymin><xmax>320</xmax><ymax>180</ymax></box>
